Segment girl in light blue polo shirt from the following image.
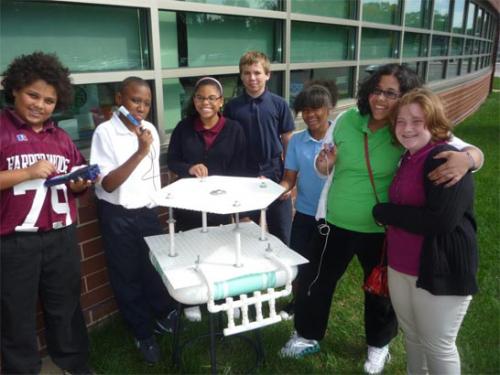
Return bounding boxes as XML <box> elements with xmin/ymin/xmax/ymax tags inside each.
<box><xmin>279</xmin><ymin>80</ymin><xmax>339</xmax><ymax>318</ymax></box>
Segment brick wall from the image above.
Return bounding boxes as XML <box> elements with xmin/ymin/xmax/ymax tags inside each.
<box><xmin>35</xmin><ymin>69</ymin><xmax>493</xmax><ymax>352</ymax></box>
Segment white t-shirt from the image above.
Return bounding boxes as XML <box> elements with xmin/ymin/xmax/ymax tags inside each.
<box><xmin>90</xmin><ymin>113</ymin><xmax>161</xmax><ymax>209</ymax></box>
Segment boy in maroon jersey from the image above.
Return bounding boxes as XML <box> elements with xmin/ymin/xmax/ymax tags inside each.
<box><xmin>0</xmin><ymin>52</ymin><xmax>92</xmax><ymax>374</ymax></box>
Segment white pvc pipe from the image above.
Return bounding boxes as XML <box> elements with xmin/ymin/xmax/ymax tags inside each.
<box><xmin>260</xmin><ymin>209</ymin><xmax>267</xmax><ymax>240</ymax></box>
<box><xmin>234</xmin><ymin>229</ymin><xmax>242</xmax><ymax>267</ymax></box>
<box><xmin>201</xmin><ymin>211</ymin><xmax>208</xmax><ymax>232</ymax></box>
<box><xmin>168</xmin><ymin>207</ymin><xmax>176</xmax><ymax>257</ymax></box>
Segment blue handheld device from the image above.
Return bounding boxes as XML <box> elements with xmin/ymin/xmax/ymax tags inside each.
<box><xmin>118</xmin><ymin>105</ymin><xmax>141</xmax><ymax>127</ymax></box>
<box><xmin>45</xmin><ymin>164</ymin><xmax>100</xmax><ymax>187</ymax></box>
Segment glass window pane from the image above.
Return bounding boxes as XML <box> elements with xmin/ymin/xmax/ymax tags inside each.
<box><xmin>452</xmin><ymin>0</ymin><xmax>466</xmax><ymax>33</ymax></box>
<box><xmin>433</xmin><ymin>0</ymin><xmax>450</xmax><ymax>31</ymax></box>
<box><xmin>431</xmin><ymin>35</ymin><xmax>449</xmax><ymax>56</ymax></box>
<box><xmin>290</xmin><ymin>67</ymin><xmax>354</xmax><ymax>105</ymax></box>
<box><xmin>291</xmin><ymin>0</ymin><xmax>356</xmax><ymax>19</ymax></box>
<box><xmin>451</xmin><ymin>38</ymin><xmax>464</xmax><ymax>56</ymax></box>
<box><xmin>403</xmin><ymin>33</ymin><xmax>429</xmax><ymax>58</ymax></box>
<box><xmin>446</xmin><ymin>59</ymin><xmax>460</xmax><ymax>78</ymax></box>
<box><xmin>402</xmin><ymin>61</ymin><xmax>427</xmax><ymax>81</ymax></box>
<box><xmin>404</xmin><ymin>0</ymin><xmax>431</xmax><ymax>29</ymax></box>
<box><xmin>361</xmin><ymin>28</ymin><xmax>399</xmax><ymax>59</ymax></box>
<box><xmin>428</xmin><ymin>60</ymin><xmax>446</xmax><ymax>81</ymax></box>
<box><xmin>0</xmin><ymin>0</ymin><xmax>150</xmax><ymax>72</ymax></box>
<box><xmin>175</xmin><ymin>0</ymin><xmax>282</xmax><ymax>10</ymax></box>
<box><xmin>362</xmin><ymin>0</ymin><xmax>401</xmax><ymax>25</ymax></box>
<box><xmin>159</xmin><ymin>11</ymin><xmax>283</xmax><ymax>68</ymax></box>
<box><xmin>475</xmin><ymin>8</ymin><xmax>483</xmax><ymax>37</ymax></box>
<box><xmin>291</xmin><ymin>22</ymin><xmax>356</xmax><ymax>63</ymax></box>
<box><xmin>162</xmin><ymin>73</ymin><xmax>283</xmax><ymax>133</ymax></box>
<box><xmin>466</xmin><ymin>2</ymin><xmax>476</xmax><ymax>35</ymax></box>
<box><xmin>465</xmin><ymin>39</ymin><xmax>473</xmax><ymax>55</ymax></box>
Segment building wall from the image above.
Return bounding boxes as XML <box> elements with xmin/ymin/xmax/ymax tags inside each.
<box><xmin>0</xmin><ymin>0</ymin><xmax>497</xmax><ymax>351</ymax></box>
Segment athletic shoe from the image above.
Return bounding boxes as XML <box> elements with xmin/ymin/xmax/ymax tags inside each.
<box><xmin>279</xmin><ymin>331</ymin><xmax>320</xmax><ymax>358</ymax></box>
<box><xmin>279</xmin><ymin>300</ymin><xmax>295</xmax><ymax>320</ymax></box>
<box><xmin>184</xmin><ymin>305</ymin><xmax>202</xmax><ymax>322</ymax></box>
<box><xmin>135</xmin><ymin>336</ymin><xmax>161</xmax><ymax>365</ymax></box>
<box><xmin>154</xmin><ymin>309</ymin><xmax>178</xmax><ymax>334</ymax></box>
<box><xmin>363</xmin><ymin>345</ymin><xmax>390</xmax><ymax>374</ymax></box>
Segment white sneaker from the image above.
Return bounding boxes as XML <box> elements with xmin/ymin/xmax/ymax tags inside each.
<box><xmin>279</xmin><ymin>331</ymin><xmax>320</xmax><ymax>358</ymax></box>
<box><xmin>364</xmin><ymin>345</ymin><xmax>390</xmax><ymax>374</ymax></box>
<box><xmin>184</xmin><ymin>306</ymin><xmax>202</xmax><ymax>322</ymax></box>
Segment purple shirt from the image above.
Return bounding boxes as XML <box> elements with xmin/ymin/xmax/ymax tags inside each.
<box><xmin>386</xmin><ymin>142</ymin><xmax>444</xmax><ymax>275</ymax></box>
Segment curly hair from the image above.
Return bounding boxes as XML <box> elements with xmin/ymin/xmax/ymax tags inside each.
<box><xmin>293</xmin><ymin>79</ymin><xmax>339</xmax><ymax>115</ymax></box>
<box><xmin>357</xmin><ymin>64</ymin><xmax>422</xmax><ymax>116</ymax></box>
<box><xmin>390</xmin><ymin>88</ymin><xmax>452</xmax><ymax>143</ymax></box>
<box><xmin>1</xmin><ymin>52</ymin><xmax>73</xmax><ymax>111</ymax></box>
<box><xmin>184</xmin><ymin>77</ymin><xmax>224</xmax><ymax>118</ymax></box>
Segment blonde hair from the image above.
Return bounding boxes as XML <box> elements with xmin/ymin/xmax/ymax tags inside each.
<box><xmin>239</xmin><ymin>51</ymin><xmax>271</xmax><ymax>74</ymax></box>
<box><xmin>391</xmin><ymin>88</ymin><xmax>452</xmax><ymax>142</ymax></box>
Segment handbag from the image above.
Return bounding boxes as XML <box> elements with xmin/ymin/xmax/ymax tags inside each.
<box><xmin>361</xmin><ymin>133</ymin><xmax>389</xmax><ymax>297</ymax></box>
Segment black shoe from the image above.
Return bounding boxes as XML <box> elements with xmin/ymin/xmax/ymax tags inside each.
<box><xmin>280</xmin><ymin>300</ymin><xmax>295</xmax><ymax>320</ymax></box>
<box><xmin>154</xmin><ymin>309</ymin><xmax>178</xmax><ymax>335</ymax></box>
<box><xmin>135</xmin><ymin>336</ymin><xmax>161</xmax><ymax>365</ymax></box>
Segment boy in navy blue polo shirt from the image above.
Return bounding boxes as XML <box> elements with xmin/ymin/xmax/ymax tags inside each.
<box><xmin>224</xmin><ymin>51</ymin><xmax>295</xmax><ymax>245</ymax></box>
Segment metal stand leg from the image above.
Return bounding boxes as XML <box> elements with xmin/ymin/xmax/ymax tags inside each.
<box><xmin>209</xmin><ymin>312</ymin><xmax>217</xmax><ymax>375</ymax></box>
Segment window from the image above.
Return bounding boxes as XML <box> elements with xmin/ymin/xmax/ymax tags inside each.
<box><xmin>431</xmin><ymin>35</ymin><xmax>449</xmax><ymax>57</ymax></box>
<box><xmin>475</xmin><ymin>8</ymin><xmax>483</xmax><ymax>37</ymax></box>
<box><xmin>362</xmin><ymin>0</ymin><xmax>401</xmax><ymax>25</ymax></box>
<box><xmin>451</xmin><ymin>38</ymin><xmax>464</xmax><ymax>56</ymax></box>
<box><xmin>404</xmin><ymin>0</ymin><xmax>431</xmax><ymax>29</ymax></box>
<box><xmin>446</xmin><ymin>59</ymin><xmax>460</xmax><ymax>78</ymax></box>
<box><xmin>402</xmin><ymin>61</ymin><xmax>427</xmax><ymax>81</ymax></box>
<box><xmin>465</xmin><ymin>2</ymin><xmax>476</xmax><ymax>36</ymax></box>
<box><xmin>465</xmin><ymin>39</ymin><xmax>473</xmax><ymax>55</ymax></box>
<box><xmin>451</xmin><ymin>0</ymin><xmax>466</xmax><ymax>33</ymax></box>
<box><xmin>175</xmin><ymin>0</ymin><xmax>282</xmax><ymax>10</ymax></box>
<box><xmin>162</xmin><ymin>73</ymin><xmax>283</xmax><ymax>133</ymax></box>
<box><xmin>291</xmin><ymin>22</ymin><xmax>356</xmax><ymax>63</ymax></box>
<box><xmin>361</xmin><ymin>28</ymin><xmax>399</xmax><ymax>59</ymax></box>
<box><xmin>290</xmin><ymin>67</ymin><xmax>354</xmax><ymax>106</ymax></box>
<box><xmin>0</xmin><ymin>0</ymin><xmax>150</xmax><ymax>72</ymax></box>
<box><xmin>159</xmin><ymin>11</ymin><xmax>283</xmax><ymax>68</ymax></box>
<box><xmin>433</xmin><ymin>0</ymin><xmax>451</xmax><ymax>31</ymax></box>
<box><xmin>291</xmin><ymin>0</ymin><xmax>356</xmax><ymax>19</ymax></box>
<box><xmin>403</xmin><ymin>33</ymin><xmax>429</xmax><ymax>58</ymax></box>
<box><xmin>428</xmin><ymin>60</ymin><xmax>446</xmax><ymax>81</ymax></box>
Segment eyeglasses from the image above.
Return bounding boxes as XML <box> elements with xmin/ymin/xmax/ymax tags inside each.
<box><xmin>371</xmin><ymin>88</ymin><xmax>401</xmax><ymax>100</ymax></box>
<box><xmin>194</xmin><ymin>95</ymin><xmax>222</xmax><ymax>103</ymax></box>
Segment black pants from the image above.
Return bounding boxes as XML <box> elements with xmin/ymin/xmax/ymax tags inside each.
<box><xmin>1</xmin><ymin>225</ymin><xmax>89</xmax><ymax>374</ymax></box>
<box><xmin>294</xmin><ymin>223</ymin><xmax>398</xmax><ymax>347</ymax></box>
<box><xmin>96</xmin><ymin>200</ymin><xmax>176</xmax><ymax>340</ymax></box>
<box><xmin>247</xmin><ymin>197</ymin><xmax>293</xmax><ymax>246</ymax></box>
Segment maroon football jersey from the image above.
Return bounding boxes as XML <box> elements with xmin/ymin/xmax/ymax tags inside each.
<box><xmin>0</xmin><ymin>109</ymin><xmax>86</xmax><ymax>235</ymax></box>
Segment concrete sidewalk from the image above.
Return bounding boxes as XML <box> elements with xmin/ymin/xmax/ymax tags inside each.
<box><xmin>41</xmin><ymin>357</ymin><xmax>63</xmax><ymax>374</ymax></box>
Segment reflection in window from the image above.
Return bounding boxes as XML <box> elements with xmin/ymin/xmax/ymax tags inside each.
<box><xmin>159</xmin><ymin>11</ymin><xmax>283</xmax><ymax>68</ymax></box>
<box><xmin>464</xmin><ymin>39</ymin><xmax>473</xmax><ymax>55</ymax></box>
<box><xmin>402</xmin><ymin>61</ymin><xmax>426</xmax><ymax>81</ymax></box>
<box><xmin>291</xmin><ymin>0</ymin><xmax>356</xmax><ymax>19</ymax></box>
<box><xmin>465</xmin><ymin>2</ymin><xmax>476</xmax><ymax>35</ymax></box>
<box><xmin>361</xmin><ymin>29</ymin><xmax>399</xmax><ymax>60</ymax></box>
<box><xmin>475</xmin><ymin>8</ymin><xmax>483</xmax><ymax>37</ymax></box>
<box><xmin>290</xmin><ymin>67</ymin><xmax>354</xmax><ymax>106</ymax></box>
<box><xmin>428</xmin><ymin>60</ymin><xmax>446</xmax><ymax>81</ymax></box>
<box><xmin>175</xmin><ymin>0</ymin><xmax>282</xmax><ymax>10</ymax></box>
<box><xmin>404</xmin><ymin>0</ymin><xmax>431</xmax><ymax>29</ymax></box>
<box><xmin>446</xmin><ymin>59</ymin><xmax>460</xmax><ymax>78</ymax></box>
<box><xmin>0</xmin><ymin>0</ymin><xmax>150</xmax><ymax>72</ymax></box>
<box><xmin>362</xmin><ymin>0</ymin><xmax>401</xmax><ymax>25</ymax></box>
<box><xmin>403</xmin><ymin>33</ymin><xmax>428</xmax><ymax>58</ymax></box>
<box><xmin>2</xmin><ymin>82</ymin><xmax>150</xmax><ymax>150</ymax></box>
<box><xmin>431</xmin><ymin>35</ymin><xmax>449</xmax><ymax>57</ymax></box>
<box><xmin>452</xmin><ymin>0</ymin><xmax>466</xmax><ymax>33</ymax></box>
<box><xmin>451</xmin><ymin>38</ymin><xmax>464</xmax><ymax>56</ymax></box>
<box><xmin>162</xmin><ymin>73</ymin><xmax>283</xmax><ymax>133</ymax></box>
<box><xmin>433</xmin><ymin>0</ymin><xmax>450</xmax><ymax>31</ymax></box>
<box><xmin>291</xmin><ymin>22</ymin><xmax>356</xmax><ymax>63</ymax></box>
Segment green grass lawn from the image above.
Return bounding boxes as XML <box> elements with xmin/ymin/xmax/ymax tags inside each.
<box><xmin>88</xmin><ymin>89</ymin><xmax>499</xmax><ymax>374</ymax></box>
